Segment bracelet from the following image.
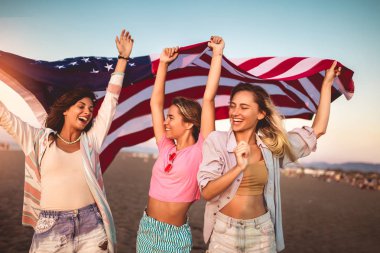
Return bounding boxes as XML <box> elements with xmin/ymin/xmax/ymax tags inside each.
<box><xmin>118</xmin><ymin>55</ymin><xmax>129</xmax><ymax>61</ymax></box>
<box><xmin>111</xmin><ymin>71</ymin><xmax>125</xmax><ymax>76</ymax></box>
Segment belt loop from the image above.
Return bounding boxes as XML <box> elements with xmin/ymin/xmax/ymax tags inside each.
<box><xmin>254</xmin><ymin>217</ymin><xmax>260</xmax><ymax>229</ymax></box>
<box><xmin>227</xmin><ymin>216</ymin><xmax>232</xmax><ymax>228</ymax></box>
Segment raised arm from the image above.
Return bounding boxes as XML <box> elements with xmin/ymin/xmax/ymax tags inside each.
<box><xmin>312</xmin><ymin>61</ymin><xmax>341</xmax><ymax>138</ymax></box>
<box><xmin>89</xmin><ymin>29</ymin><xmax>134</xmax><ymax>151</ymax></box>
<box><xmin>150</xmin><ymin>47</ymin><xmax>179</xmax><ymax>143</ymax></box>
<box><xmin>200</xmin><ymin>36</ymin><xmax>224</xmax><ymax>139</ymax></box>
<box><xmin>0</xmin><ymin>101</ymin><xmax>40</xmax><ymax>154</ymax></box>
<box><xmin>113</xmin><ymin>29</ymin><xmax>134</xmax><ymax>75</ymax></box>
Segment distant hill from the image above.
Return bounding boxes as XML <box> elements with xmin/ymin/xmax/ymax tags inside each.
<box><xmin>300</xmin><ymin>162</ymin><xmax>380</xmax><ymax>173</ymax></box>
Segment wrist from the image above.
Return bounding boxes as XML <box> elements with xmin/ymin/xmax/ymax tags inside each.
<box><xmin>212</xmin><ymin>51</ymin><xmax>223</xmax><ymax>57</ymax></box>
<box><xmin>236</xmin><ymin>164</ymin><xmax>246</xmax><ymax>172</ymax></box>
<box><xmin>118</xmin><ymin>55</ymin><xmax>129</xmax><ymax>61</ymax></box>
<box><xmin>159</xmin><ymin>60</ymin><xmax>170</xmax><ymax>66</ymax></box>
<box><xmin>322</xmin><ymin>80</ymin><xmax>334</xmax><ymax>88</ymax></box>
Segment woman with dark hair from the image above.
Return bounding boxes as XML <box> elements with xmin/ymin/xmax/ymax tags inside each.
<box><xmin>136</xmin><ymin>36</ymin><xmax>224</xmax><ymax>252</ymax></box>
<box><xmin>198</xmin><ymin>62</ymin><xmax>341</xmax><ymax>252</ymax></box>
<box><xmin>0</xmin><ymin>29</ymin><xmax>134</xmax><ymax>253</ymax></box>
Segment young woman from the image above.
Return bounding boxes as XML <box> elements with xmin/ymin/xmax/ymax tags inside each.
<box><xmin>136</xmin><ymin>36</ymin><xmax>224</xmax><ymax>252</ymax></box>
<box><xmin>0</xmin><ymin>29</ymin><xmax>134</xmax><ymax>253</ymax></box>
<box><xmin>198</xmin><ymin>62</ymin><xmax>341</xmax><ymax>253</ymax></box>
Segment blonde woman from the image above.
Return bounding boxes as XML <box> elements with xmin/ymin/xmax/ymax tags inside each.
<box><xmin>198</xmin><ymin>62</ymin><xmax>341</xmax><ymax>252</ymax></box>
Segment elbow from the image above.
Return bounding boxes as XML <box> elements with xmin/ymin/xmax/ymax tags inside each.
<box><xmin>201</xmin><ymin>192</ymin><xmax>213</xmax><ymax>201</ymax></box>
<box><xmin>150</xmin><ymin>99</ymin><xmax>159</xmax><ymax>109</ymax></box>
<box><xmin>150</xmin><ymin>97</ymin><xmax>164</xmax><ymax>108</ymax></box>
<box><xmin>202</xmin><ymin>98</ymin><xmax>215</xmax><ymax>105</ymax></box>
<box><xmin>314</xmin><ymin>128</ymin><xmax>326</xmax><ymax>139</ymax></box>
<box><xmin>200</xmin><ymin>187</ymin><xmax>215</xmax><ymax>201</ymax></box>
<box><xmin>317</xmin><ymin>132</ymin><xmax>326</xmax><ymax>139</ymax></box>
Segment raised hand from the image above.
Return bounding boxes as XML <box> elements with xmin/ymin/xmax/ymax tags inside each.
<box><xmin>159</xmin><ymin>47</ymin><xmax>179</xmax><ymax>64</ymax></box>
<box><xmin>208</xmin><ymin>36</ymin><xmax>224</xmax><ymax>56</ymax></box>
<box><xmin>234</xmin><ymin>141</ymin><xmax>250</xmax><ymax>171</ymax></box>
<box><xmin>324</xmin><ymin>61</ymin><xmax>342</xmax><ymax>85</ymax></box>
<box><xmin>115</xmin><ymin>29</ymin><xmax>134</xmax><ymax>58</ymax></box>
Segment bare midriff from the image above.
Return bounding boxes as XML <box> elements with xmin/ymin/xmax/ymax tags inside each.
<box><xmin>220</xmin><ymin>160</ymin><xmax>268</xmax><ymax>219</ymax></box>
<box><xmin>220</xmin><ymin>194</ymin><xmax>267</xmax><ymax>219</ymax></box>
<box><xmin>146</xmin><ymin>197</ymin><xmax>192</xmax><ymax>226</ymax></box>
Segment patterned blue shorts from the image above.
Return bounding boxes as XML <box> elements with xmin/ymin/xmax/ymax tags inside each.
<box><xmin>136</xmin><ymin>211</ymin><xmax>192</xmax><ymax>253</ymax></box>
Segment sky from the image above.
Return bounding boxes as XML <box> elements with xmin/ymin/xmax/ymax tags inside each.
<box><xmin>0</xmin><ymin>0</ymin><xmax>379</xmax><ymax>164</ymax></box>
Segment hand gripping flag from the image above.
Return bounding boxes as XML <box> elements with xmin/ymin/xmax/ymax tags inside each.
<box><xmin>0</xmin><ymin>42</ymin><xmax>355</xmax><ymax>171</ymax></box>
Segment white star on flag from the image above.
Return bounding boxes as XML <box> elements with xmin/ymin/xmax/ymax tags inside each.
<box><xmin>90</xmin><ymin>68</ymin><xmax>99</xmax><ymax>73</ymax></box>
<box><xmin>104</xmin><ymin>63</ymin><xmax>113</xmax><ymax>72</ymax></box>
<box><xmin>69</xmin><ymin>61</ymin><xmax>78</xmax><ymax>66</ymax></box>
<box><xmin>82</xmin><ymin>57</ymin><xmax>90</xmax><ymax>63</ymax></box>
<box><xmin>55</xmin><ymin>65</ymin><xmax>65</xmax><ymax>69</ymax></box>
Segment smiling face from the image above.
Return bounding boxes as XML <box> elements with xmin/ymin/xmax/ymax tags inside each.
<box><xmin>229</xmin><ymin>90</ymin><xmax>265</xmax><ymax>133</ymax></box>
<box><xmin>63</xmin><ymin>97</ymin><xmax>94</xmax><ymax>132</ymax></box>
<box><xmin>164</xmin><ymin>104</ymin><xmax>193</xmax><ymax>139</ymax></box>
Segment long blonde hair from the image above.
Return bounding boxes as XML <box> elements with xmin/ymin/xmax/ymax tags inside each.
<box><xmin>230</xmin><ymin>83</ymin><xmax>296</xmax><ymax>162</ymax></box>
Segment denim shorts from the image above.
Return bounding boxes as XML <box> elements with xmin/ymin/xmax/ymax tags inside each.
<box><xmin>208</xmin><ymin>211</ymin><xmax>276</xmax><ymax>253</ymax></box>
<box><xmin>136</xmin><ymin>211</ymin><xmax>192</xmax><ymax>253</ymax></box>
<box><xmin>29</xmin><ymin>203</ymin><xmax>108</xmax><ymax>253</ymax></box>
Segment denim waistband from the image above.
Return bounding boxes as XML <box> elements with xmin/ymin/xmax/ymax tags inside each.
<box><xmin>40</xmin><ymin>203</ymin><xmax>98</xmax><ymax>218</ymax></box>
<box><xmin>216</xmin><ymin>211</ymin><xmax>271</xmax><ymax>227</ymax></box>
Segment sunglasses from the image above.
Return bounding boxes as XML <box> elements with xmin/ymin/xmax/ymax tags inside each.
<box><xmin>164</xmin><ymin>152</ymin><xmax>177</xmax><ymax>173</ymax></box>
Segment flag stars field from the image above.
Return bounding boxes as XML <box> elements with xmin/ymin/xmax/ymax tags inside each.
<box><xmin>105</xmin><ymin>63</ymin><xmax>114</xmax><ymax>71</ymax></box>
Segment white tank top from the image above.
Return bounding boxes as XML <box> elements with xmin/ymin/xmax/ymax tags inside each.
<box><xmin>40</xmin><ymin>141</ymin><xmax>95</xmax><ymax>210</ymax></box>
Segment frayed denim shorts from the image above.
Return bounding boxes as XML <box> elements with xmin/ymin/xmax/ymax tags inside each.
<box><xmin>208</xmin><ymin>211</ymin><xmax>276</xmax><ymax>253</ymax></box>
<box><xmin>29</xmin><ymin>203</ymin><xmax>108</xmax><ymax>253</ymax></box>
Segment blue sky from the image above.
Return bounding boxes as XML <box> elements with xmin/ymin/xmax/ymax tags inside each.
<box><xmin>0</xmin><ymin>0</ymin><xmax>379</xmax><ymax>163</ymax></box>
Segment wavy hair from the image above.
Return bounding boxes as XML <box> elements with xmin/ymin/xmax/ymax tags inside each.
<box><xmin>45</xmin><ymin>88</ymin><xmax>96</xmax><ymax>135</ymax></box>
<box><xmin>230</xmin><ymin>83</ymin><xmax>296</xmax><ymax>161</ymax></box>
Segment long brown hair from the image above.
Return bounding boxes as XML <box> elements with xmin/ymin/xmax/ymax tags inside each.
<box><xmin>172</xmin><ymin>97</ymin><xmax>202</xmax><ymax>141</ymax></box>
<box><xmin>45</xmin><ymin>88</ymin><xmax>96</xmax><ymax>134</ymax></box>
<box><xmin>230</xmin><ymin>83</ymin><xmax>296</xmax><ymax>161</ymax></box>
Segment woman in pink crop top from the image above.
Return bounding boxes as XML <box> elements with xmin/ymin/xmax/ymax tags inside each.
<box><xmin>136</xmin><ymin>36</ymin><xmax>224</xmax><ymax>252</ymax></box>
<box><xmin>0</xmin><ymin>29</ymin><xmax>133</xmax><ymax>253</ymax></box>
<box><xmin>198</xmin><ymin>62</ymin><xmax>341</xmax><ymax>252</ymax></box>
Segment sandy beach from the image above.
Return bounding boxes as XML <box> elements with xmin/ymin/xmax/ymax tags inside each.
<box><xmin>0</xmin><ymin>151</ymin><xmax>379</xmax><ymax>253</ymax></box>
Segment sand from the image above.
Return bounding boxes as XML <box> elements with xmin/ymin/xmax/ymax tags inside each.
<box><xmin>0</xmin><ymin>151</ymin><xmax>379</xmax><ymax>253</ymax></box>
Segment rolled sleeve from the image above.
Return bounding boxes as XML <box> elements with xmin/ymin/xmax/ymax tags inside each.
<box><xmin>107</xmin><ymin>73</ymin><xmax>123</xmax><ymax>95</ymax></box>
<box><xmin>283</xmin><ymin>126</ymin><xmax>317</xmax><ymax>166</ymax></box>
<box><xmin>197</xmin><ymin>133</ymin><xmax>224</xmax><ymax>190</ymax></box>
<box><xmin>0</xmin><ymin>101</ymin><xmax>39</xmax><ymax>154</ymax></box>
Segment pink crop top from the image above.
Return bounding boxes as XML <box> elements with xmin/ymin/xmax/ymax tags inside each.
<box><xmin>149</xmin><ymin>134</ymin><xmax>204</xmax><ymax>202</ymax></box>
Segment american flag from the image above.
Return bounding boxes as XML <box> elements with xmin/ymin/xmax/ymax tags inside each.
<box><xmin>0</xmin><ymin>42</ymin><xmax>355</xmax><ymax>171</ymax></box>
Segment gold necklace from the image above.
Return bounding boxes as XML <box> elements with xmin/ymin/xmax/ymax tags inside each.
<box><xmin>57</xmin><ymin>133</ymin><xmax>81</xmax><ymax>145</ymax></box>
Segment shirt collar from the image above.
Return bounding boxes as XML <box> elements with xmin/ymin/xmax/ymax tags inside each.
<box><xmin>226</xmin><ymin>128</ymin><xmax>268</xmax><ymax>153</ymax></box>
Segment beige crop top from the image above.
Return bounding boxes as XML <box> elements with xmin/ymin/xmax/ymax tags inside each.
<box><xmin>236</xmin><ymin>160</ymin><xmax>268</xmax><ymax>196</ymax></box>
